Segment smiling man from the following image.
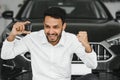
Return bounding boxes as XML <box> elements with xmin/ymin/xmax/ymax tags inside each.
<box><xmin>44</xmin><ymin>15</ymin><xmax>66</xmax><ymax>46</ymax></box>
<box><xmin>1</xmin><ymin>7</ymin><xmax>98</xmax><ymax>80</ymax></box>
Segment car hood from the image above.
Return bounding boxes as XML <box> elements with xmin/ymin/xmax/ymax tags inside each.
<box><xmin>65</xmin><ymin>19</ymin><xmax>120</xmax><ymax>42</ymax></box>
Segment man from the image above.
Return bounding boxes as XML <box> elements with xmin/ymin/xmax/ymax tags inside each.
<box><xmin>1</xmin><ymin>7</ymin><xmax>98</xmax><ymax>80</ymax></box>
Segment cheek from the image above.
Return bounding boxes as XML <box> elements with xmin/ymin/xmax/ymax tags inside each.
<box><xmin>55</xmin><ymin>29</ymin><xmax>61</xmax><ymax>33</ymax></box>
<box><xmin>44</xmin><ymin>28</ymin><xmax>49</xmax><ymax>33</ymax></box>
<box><xmin>57</xmin><ymin>29</ymin><xmax>63</xmax><ymax>35</ymax></box>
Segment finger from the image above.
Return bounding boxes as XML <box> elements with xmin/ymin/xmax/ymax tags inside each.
<box><xmin>19</xmin><ymin>24</ymin><xmax>24</xmax><ymax>31</ymax></box>
<box><xmin>19</xmin><ymin>23</ymin><xmax>26</xmax><ymax>31</ymax></box>
<box><xmin>13</xmin><ymin>21</ymin><xmax>31</xmax><ymax>32</ymax></box>
<box><xmin>79</xmin><ymin>31</ymin><xmax>86</xmax><ymax>33</ymax></box>
<box><xmin>16</xmin><ymin>26</ymin><xmax>21</xmax><ymax>31</ymax></box>
<box><xmin>77</xmin><ymin>34</ymin><xmax>80</xmax><ymax>38</ymax></box>
<box><xmin>17</xmin><ymin>31</ymin><xmax>23</xmax><ymax>35</ymax></box>
<box><xmin>79</xmin><ymin>31</ymin><xmax>87</xmax><ymax>35</ymax></box>
<box><xmin>23</xmin><ymin>21</ymin><xmax>31</xmax><ymax>25</ymax></box>
<box><xmin>77</xmin><ymin>33</ymin><xmax>83</xmax><ymax>37</ymax></box>
<box><xmin>15</xmin><ymin>24</ymin><xmax>23</xmax><ymax>31</ymax></box>
<box><xmin>22</xmin><ymin>25</ymin><xmax>25</xmax><ymax>31</ymax></box>
<box><xmin>22</xmin><ymin>31</ymin><xmax>31</xmax><ymax>34</ymax></box>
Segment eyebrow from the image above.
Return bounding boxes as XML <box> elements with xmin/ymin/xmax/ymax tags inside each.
<box><xmin>44</xmin><ymin>23</ymin><xmax>59</xmax><ymax>27</ymax></box>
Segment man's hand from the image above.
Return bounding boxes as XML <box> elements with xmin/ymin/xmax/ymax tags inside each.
<box><xmin>77</xmin><ymin>31</ymin><xmax>92</xmax><ymax>53</ymax></box>
<box><xmin>7</xmin><ymin>21</ymin><xmax>31</xmax><ymax>42</ymax></box>
<box><xmin>10</xmin><ymin>21</ymin><xmax>31</xmax><ymax>36</ymax></box>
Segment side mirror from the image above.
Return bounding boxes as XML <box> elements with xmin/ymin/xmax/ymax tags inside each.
<box><xmin>116</xmin><ymin>11</ymin><xmax>120</xmax><ymax>20</ymax></box>
<box><xmin>2</xmin><ymin>11</ymin><xmax>14</xmax><ymax>19</ymax></box>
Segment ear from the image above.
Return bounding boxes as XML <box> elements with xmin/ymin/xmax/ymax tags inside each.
<box><xmin>62</xmin><ymin>23</ymin><xmax>66</xmax><ymax>30</ymax></box>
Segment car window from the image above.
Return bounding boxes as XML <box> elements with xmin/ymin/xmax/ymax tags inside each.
<box><xmin>94</xmin><ymin>1</ymin><xmax>108</xmax><ymax>19</ymax></box>
<box><xmin>28</xmin><ymin>0</ymin><xmax>108</xmax><ymax>19</ymax></box>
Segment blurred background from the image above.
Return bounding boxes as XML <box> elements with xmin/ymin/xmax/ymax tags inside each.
<box><xmin>0</xmin><ymin>0</ymin><xmax>120</xmax><ymax>35</ymax></box>
<box><xmin>0</xmin><ymin>0</ymin><xmax>120</xmax><ymax>34</ymax></box>
<box><xmin>0</xmin><ymin>0</ymin><xmax>120</xmax><ymax>80</ymax></box>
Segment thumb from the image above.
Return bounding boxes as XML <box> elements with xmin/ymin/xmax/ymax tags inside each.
<box><xmin>22</xmin><ymin>31</ymin><xmax>31</xmax><ymax>34</ymax></box>
<box><xmin>23</xmin><ymin>21</ymin><xmax>31</xmax><ymax>25</ymax></box>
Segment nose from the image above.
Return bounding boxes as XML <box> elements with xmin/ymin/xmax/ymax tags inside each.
<box><xmin>48</xmin><ymin>28</ymin><xmax>54</xmax><ymax>34</ymax></box>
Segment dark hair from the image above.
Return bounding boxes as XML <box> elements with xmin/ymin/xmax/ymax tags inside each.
<box><xmin>43</xmin><ymin>7</ymin><xmax>66</xmax><ymax>24</ymax></box>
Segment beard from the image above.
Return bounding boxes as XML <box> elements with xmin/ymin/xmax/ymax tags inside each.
<box><xmin>46</xmin><ymin>30</ymin><xmax>62</xmax><ymax>44</ymax></box>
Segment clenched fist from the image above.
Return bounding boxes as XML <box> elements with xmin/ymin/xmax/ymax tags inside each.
<box><xmin>77</xmin><ymin>31</ymin><xmax>92</xmax><ymax>53</ymax></box>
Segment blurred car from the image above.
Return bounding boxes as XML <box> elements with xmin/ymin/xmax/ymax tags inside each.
<box><xmin>1</xmin><ymin>0</ymin><xmax>120</xmax><ymax>80</ymax></box>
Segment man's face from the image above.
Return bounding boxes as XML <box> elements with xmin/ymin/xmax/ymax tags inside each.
<box><xmin>44</xmin><ymin>16</ymin><xmax>66</xmax><ymax>45</ymax></box>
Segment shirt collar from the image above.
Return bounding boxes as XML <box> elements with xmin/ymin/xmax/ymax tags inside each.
<box><xmin>58</xmin><ymin>31</ymin><xmax>65</xmax><ymax>46</ymax></box>
<box><xmin>41</xmin><ymin>30</ymin><xmax>49</xmax><ymax>45</ymax></box>
<box><xmin>41</xmin><ymin>30</ymin><xmax>65</xmax><ymax>47</ymax></box>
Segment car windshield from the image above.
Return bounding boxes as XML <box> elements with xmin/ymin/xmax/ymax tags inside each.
<box><xmin>28</xmin><ymin>0</ymin><xmax>108</xmax><ymax>19</ymax></box>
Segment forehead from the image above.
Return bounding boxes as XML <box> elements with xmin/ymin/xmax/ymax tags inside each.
<box><xmin>44</xmin><ymin>16</ymin><xmax>62</xmax><ymax>25</ymax></box>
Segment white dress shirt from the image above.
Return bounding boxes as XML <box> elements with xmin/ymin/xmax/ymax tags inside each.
<box><xmin>1</xmin><ymin>30</ymin><xmax>97</xmax><ymax>80</ymax></box>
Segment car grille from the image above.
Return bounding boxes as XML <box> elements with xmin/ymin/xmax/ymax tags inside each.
<box><xmin>72</xmin><ymin>43</ymin><xmax>112</xmax><ymax>62</ymax></box>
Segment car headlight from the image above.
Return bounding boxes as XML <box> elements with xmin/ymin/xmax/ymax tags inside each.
<box><xmin>108</xmin><ymin>39</ymin><xmax>120</xmax><ymax>46</ymax></box>
<box><xmin>106</xmin><ymin>34</ymin><xmax>120</xmax><ymax>46</ymax></box>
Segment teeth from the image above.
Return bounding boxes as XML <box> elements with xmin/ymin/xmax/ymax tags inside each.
<box><xmin>49</xmin><ymin>35</ymin><xmax>55</xmax><ymax>38</ymax></box>
<box><xmin>49</xmin><ymin>35</ymin><xmax>55</xmax><ymax>37</ymax></box>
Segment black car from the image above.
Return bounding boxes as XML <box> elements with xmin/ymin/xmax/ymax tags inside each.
<box><xmin>1</xmin><ymin>0</ymin><xmax>120</xmax><ymax>80</ymax></box>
